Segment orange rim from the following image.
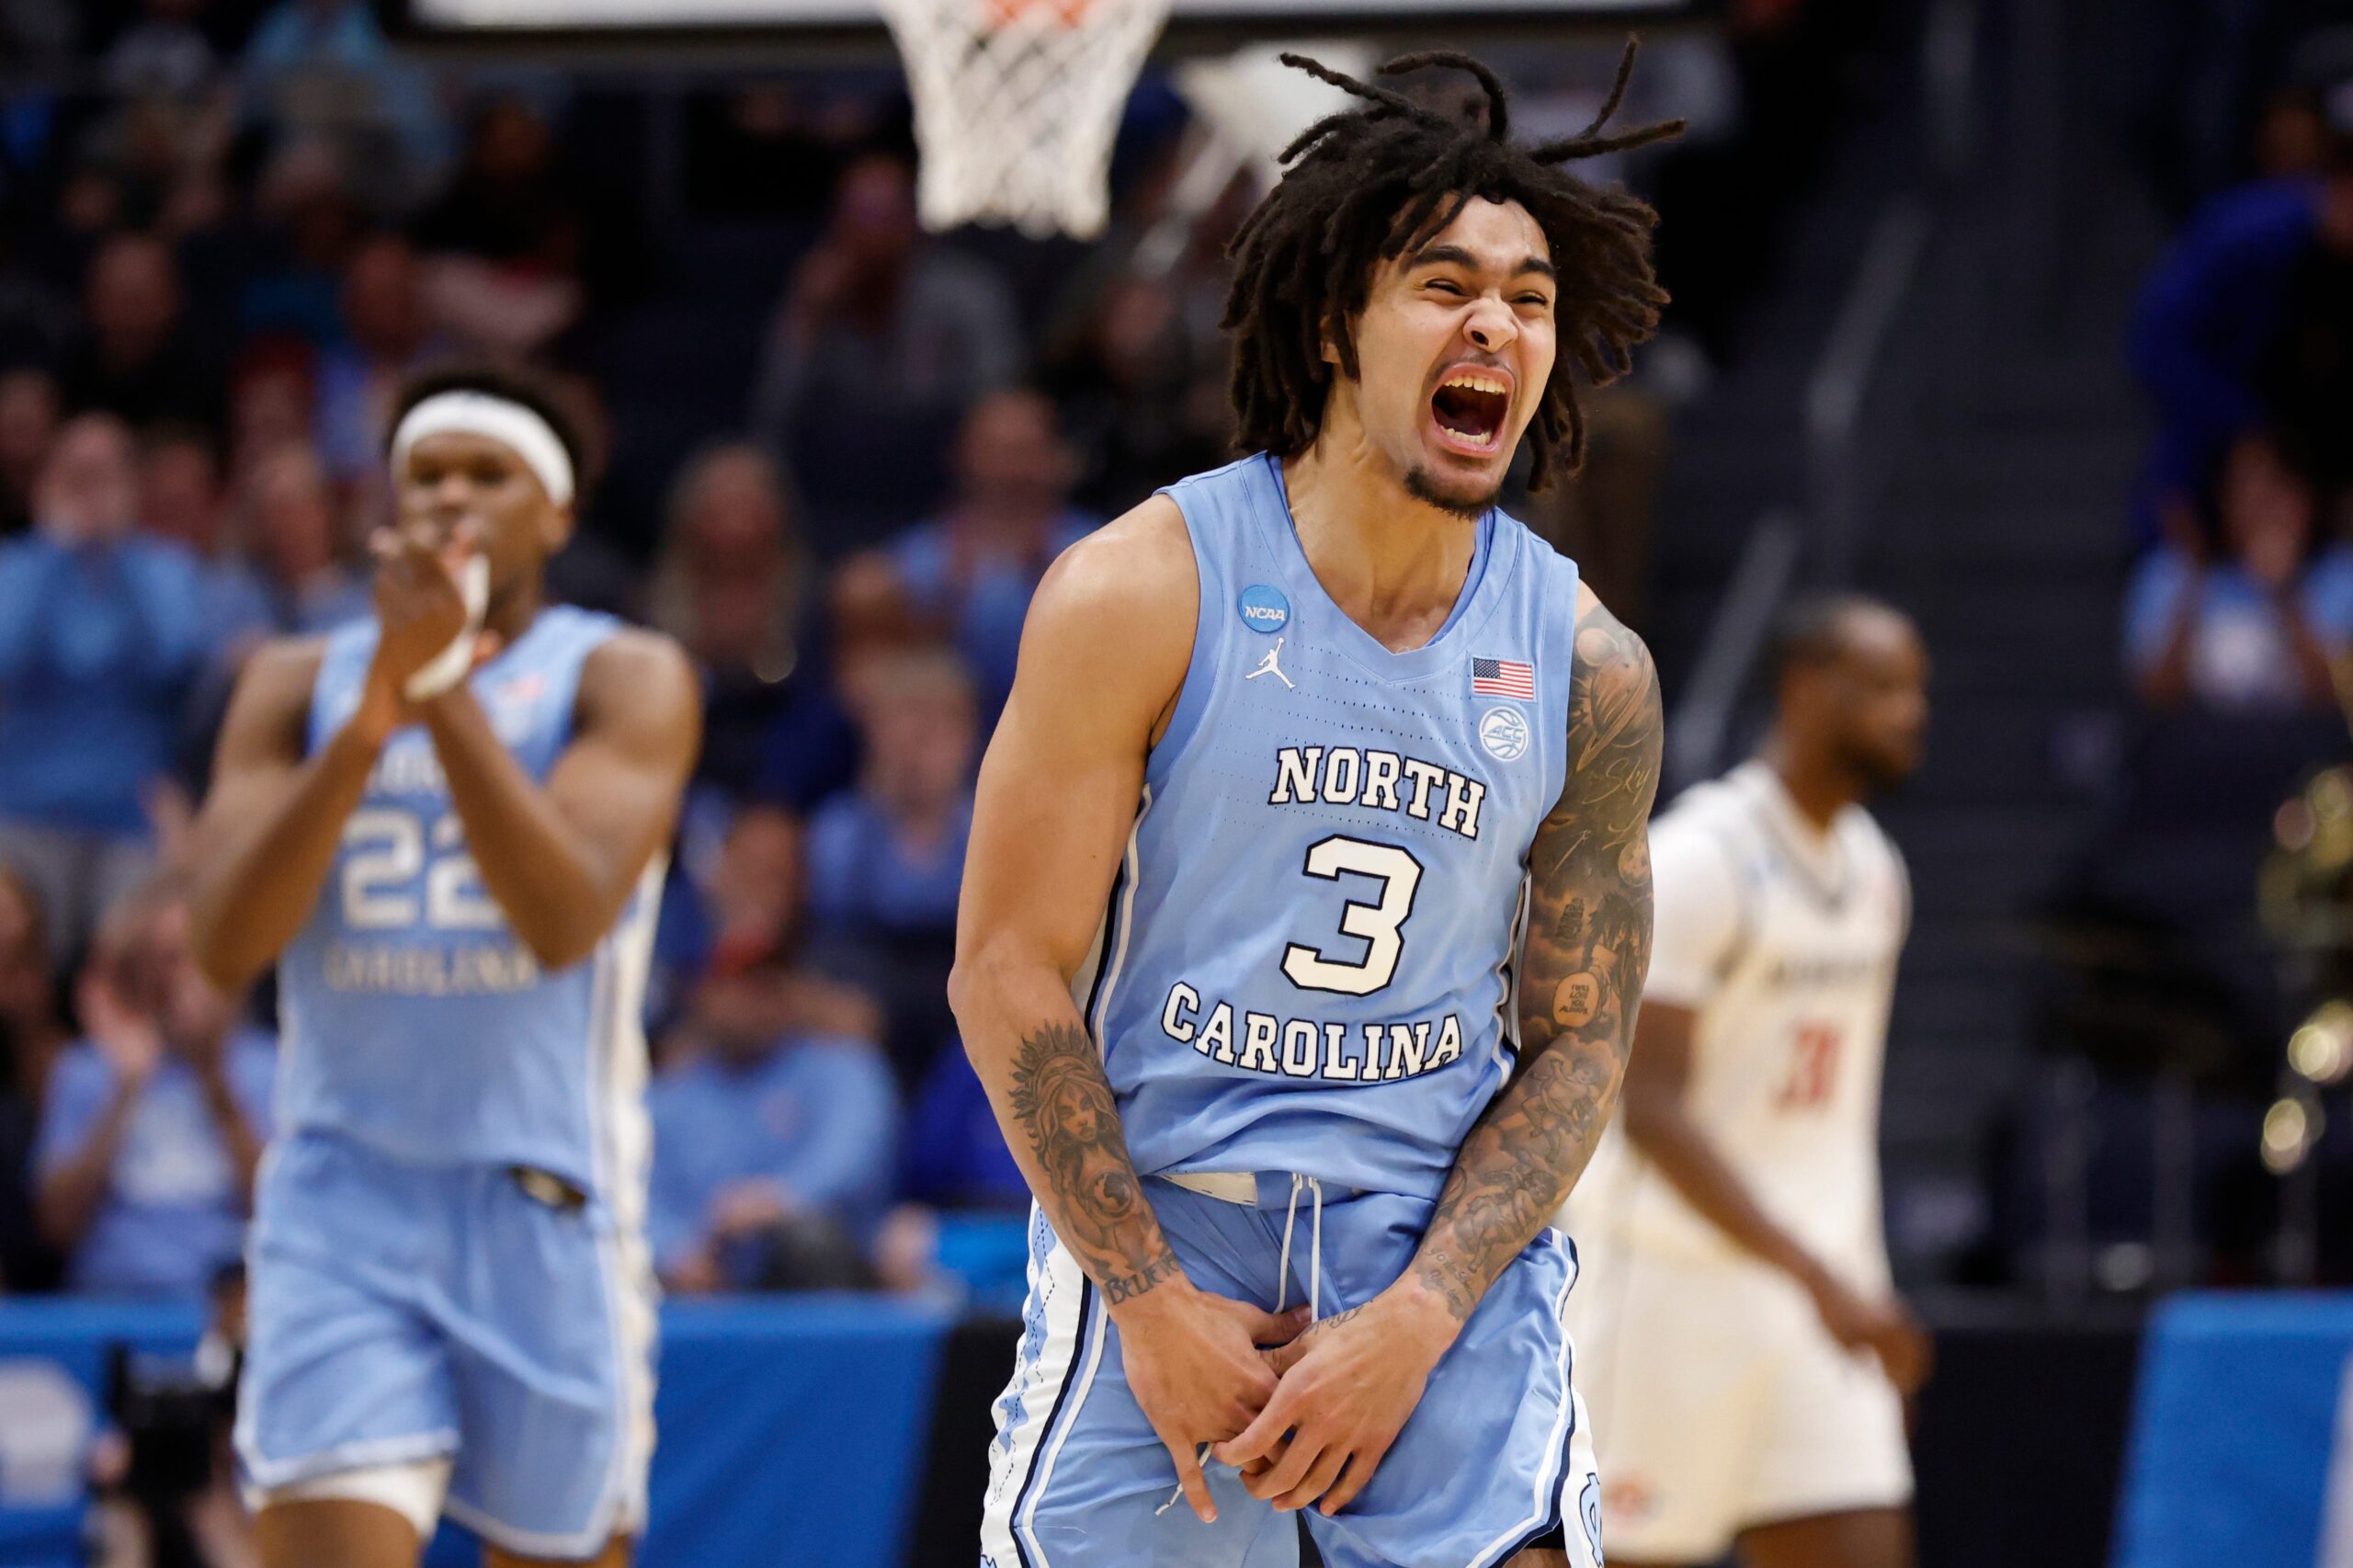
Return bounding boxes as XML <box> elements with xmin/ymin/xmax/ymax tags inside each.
<box><xmin>979</xmin><ymin>0</ymin><xmax>1095</xmax><ymax>25</ymax></box>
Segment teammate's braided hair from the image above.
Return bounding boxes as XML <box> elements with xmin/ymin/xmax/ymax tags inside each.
<box><xmin>1223</xmin><ymin>42</ymin><xmax>1681</xmax><ymax>485</ymax></box>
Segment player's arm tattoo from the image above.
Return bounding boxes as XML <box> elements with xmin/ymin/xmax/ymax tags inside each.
<box><xmin>1006</xmin><ymin>1019</ymin><xmax>1183</xmax><ymax>1305</ymax></box>
<box><xmin>1409</xmin><ymin>604</ymin><xmax>1661</xmax><ymax>1324</ymax></box>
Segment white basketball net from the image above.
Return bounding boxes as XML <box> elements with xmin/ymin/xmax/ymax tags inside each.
<box><xmin>877</xmin><ymin>0</ymin><xmax>1172</xmax><ymax>240</ymax></box>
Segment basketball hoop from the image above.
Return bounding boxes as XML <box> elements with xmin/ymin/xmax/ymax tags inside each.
<box><xmin>877</xmin><ymin>0</ymin><xmax>1172</xmax><ymax>240</ymax></box>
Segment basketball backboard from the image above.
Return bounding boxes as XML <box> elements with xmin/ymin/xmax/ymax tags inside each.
<box><xmin>392</xmin><ymin>0</ymin><xmax>1718</xmax><ymax>56</ymax></box>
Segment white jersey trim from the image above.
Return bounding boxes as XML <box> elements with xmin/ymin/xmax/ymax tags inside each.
<box><xmin>1467</xmin><ymin>1241</ymin><xmax>1582</xmax><ymax>1567</ymax></box>
<box><xmin>980</xmin><ymin>1211</ymin><xmax>1095</xmax><ymax>1568</ymax></box>
<box><xmin>575</xmin><ymin>858</ymin><xmax>663</xmax><ymax>1552</ymax></box>
<box><xmin>236</xmin><ymin>1427</ymin><xmax>461</xmax><ymax>1492</ymax></box>
<box><xmin>1020</xmin><ymin>1278</ymin><xmax>1110</xmax><ymax>1566</ymax></box>
<box><xmin>1091</xmin><ymin>785</ymin><xmax>1153</xmax><ymax>1051</ymax></box>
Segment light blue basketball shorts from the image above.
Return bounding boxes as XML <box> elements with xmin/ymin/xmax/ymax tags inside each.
<box><xmin>980</xmin><ymin>1174</ymin><xmax>1601</xmax><ymax>1568</ymax></box>
<box><xmin>233</xmin><ymin>1131</ymin><xmax>656</xmax><ymax>1560</ymax></box>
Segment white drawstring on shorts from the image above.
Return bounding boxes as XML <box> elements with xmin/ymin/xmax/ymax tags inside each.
<box><xmin>1273</xmin><ymin>1173</ymin><xmax>1325</xmax><ymax>1325</ymax></box>
<box><xmin>1154</xmin><ymin>1173</ymin><xmax>1324</xmax><ymax>1517</ymax></box>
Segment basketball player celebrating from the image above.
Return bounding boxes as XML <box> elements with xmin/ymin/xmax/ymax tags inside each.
<box><xmin>187</xmin><ymin>365</ymin><xmax>699</xmax><ymax>1568</ymax></box>
<box><xmin>1565</xmin><ymin>594</ymin><xmax>1932</xmax><ymax>1568</ymax></box>
<box><xmin>958</xmin><ymin>50</ymin><xmax>1677</xmax><ymax>1568</ymax></box>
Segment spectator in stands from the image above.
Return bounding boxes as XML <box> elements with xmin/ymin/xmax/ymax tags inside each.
<box><xmin>313</xmin><ymin>232</ymin><xmax>435</xmax><ymax>482</ymax></box>
<box><xmin>35</xmin><ymin>882</ymin><xmax>271</xmax><ymax>1299</ymax></box>
<box><xmin>901</xmin><ymin>1042</ymin><xmax>1026</xmax><ymax>1211</ymax></box>
<box><xmin>102</xmin><ymin>0</ymin><xmax>222</xmax><ymax>104</ymax></box>
<box><xmin>836</xmin><ymin>389</ymin><xmax>1094</xmax><ymax>722</ymax></box>
<box><xmin>1042</xmin><ymin>271</ymin><xmax>1229</xmax><ymax>517</ymax></box>
<box><xmin>57</xmin><ymin>233</ymin><xmax>222</xmax><ymax>432</ymax></box>
<box><xmin>651</xmin><ymin>441</ymin><xmax>857</xmax><ymax>811</ymax></box>
<box><xmin>140</xmin><ymin>422</ymin><xmax>272</xmax><ymax>662</ymax></box>
<box><xmin>649</xmin><ymin>949</ymin><xmax>898</xmax><ymax>1293</ymax></box>
<box><xmin>222</xmin><ymin>345</ymin><xmax>315</xmax><ymax>483</ymax></box>
<box><xmin>0</xmin><ymin>866</ymin><xmax>65</xmax><ymax>1291</ymax></box>
<box><xmin>683</xmin><ymin>803</ymin><xmax>807</xmax><ymax>982</ymax></box>
<box><xmin>751</xmin><ymin>152</ymin><xmax>1024</xmax><ymax>552</ymax></box>
<box><xmin>241</xmin><ymin>0</ymin><xmax>449</xmax><ymax>189</ymax></box>
<box><xmin>806</xmin><ymin>645</ymin><xmax>976</xmax><ymax>1085</ymax></box>
<box><xmin>651</xmin><ymin>801</ymin><xmax>836</xmax><ymax>1039</ymax></box>
<box><xmin>236</xmin><ymin>135</ymin><xmax>364</xmax><ymax>349</ymax></box>
<box><xmin>85</xmin><ymin>1261</ymin><xmax>256</xmax><ymax>1565</ymax></box>
<box><xmin>238</xmin><ymin>441</ymin><xmax>367</xmax><ymax>632</ymax></box>
<box><xmin>137</xmin><ymin>423</ymin><xmax>224</xmax><ymax>559</ymax></box>
<box><xmin>2127</xmin><ymin>435</ymin><xmax>2353</xmax><ymax>711</ymax></box>
<box><xmin>0</xmin><ymin>366</ymin><xmax>60</xmax><ymax>537</ymax></box>
<box><xmin>0</xmin><ymin>415</ymin><xmax>210</xmax><ymax>959</ymax></box>
<box><xmin>414</xmin><ymin>96</ymin><xmax>646</xmax><ymax>358</ymax></box>
<box><xmin>2129</xmin><ymin>122</ymin><xmax>2353</xmax><ymax>551</ymax></box>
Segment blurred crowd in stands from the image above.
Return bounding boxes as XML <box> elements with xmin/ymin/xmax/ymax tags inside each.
<box><xmin>2127</xmin><ymin>9</ymin><xmax>2353</xmax><ymax>715</ymax></box>
<box><xmin>0</xmin><ymin>0</ymin><xmax>1904</xmax><ymax>1303</ymax></box>
<box><xmin>2013</xmin><ymin>1</ymin><xmax>2353</xmax><ymax>1293</ymax></box>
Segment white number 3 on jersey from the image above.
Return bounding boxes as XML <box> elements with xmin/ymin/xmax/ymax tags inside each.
<box><xmin>1280</xmin><ymin>835</ymin><xmax>1424</xmax><ymax>995</ymax></box>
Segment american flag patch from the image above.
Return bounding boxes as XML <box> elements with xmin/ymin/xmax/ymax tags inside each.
<box><xmin>1472</xmin><ymin>657</ymin><xmax>1536</xmax><ymax>699</ymax></box>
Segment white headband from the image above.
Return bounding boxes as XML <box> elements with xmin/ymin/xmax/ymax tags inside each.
<box><xmin>390</xmin><ymin>391</ymin><xmax>575</xmax><ymax>506</ymax></box>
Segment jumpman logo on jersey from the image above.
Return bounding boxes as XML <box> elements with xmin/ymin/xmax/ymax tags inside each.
<box><xmin>1245</xmin><ymin>636</ymin><xmax>1295</xmax><ymax>688</ymax></box>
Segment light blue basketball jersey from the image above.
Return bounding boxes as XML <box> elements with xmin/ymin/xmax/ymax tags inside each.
<box><xmin>1093</xmin><ymin>454</ymin><xmax>1580</xmax><ymax>1201</ymax></box>
<box><xmin>275</xmin><ymin>606</ymin><xmax>663</xmax><ymax>1197</ymax></box>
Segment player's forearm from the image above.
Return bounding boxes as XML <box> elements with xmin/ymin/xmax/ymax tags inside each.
<box><xmin>1622</xmin><ymin>1099</ymin><xmax>1827</xmax><ymax>1285</ymax></box>
<box><xmin>1405</xmin><ymin>1029</ymin><xmax>1630</xmax><ymax>1327</ymax></box>
<box><xmin>420</xmin><ymin>687</ymin><xmax>618</xmax><ymax>971</ymax></box>
<box><xmin>188</xmin><ymin>714</ymin><xmax>387</xmax><ymax>991</ymax></box>
<box><xmin>951</xmin><ymin>956</ymin><xmax>1184</xmax><ymax>1307</ymax></box>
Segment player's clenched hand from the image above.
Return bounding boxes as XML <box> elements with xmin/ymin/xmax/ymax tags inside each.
<box><xmin>1863</xmin><ymin>1293</ymin><xmax>1933</xmax><ymax>1395</ymax></box>
<box><xmin>1113</xmin><ymin>1279</ymin><xmax>1308</xmax><ymax>1524</ymax></box>
<box><xmin>1806</xmin><ymin>1268</ymin><xmax>1932</xmax><ymax>1394</ymax></box>
<box><xmin>1213</xmin><ymin>1285</ymin><xmax>1453</xmax><ymax>1517</ymax></box>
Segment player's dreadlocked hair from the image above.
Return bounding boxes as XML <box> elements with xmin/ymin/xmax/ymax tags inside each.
<box><xmin>1223</xmin><ymin>43</ymin><xmax>1681</xmax><ymax>486</ymax></box>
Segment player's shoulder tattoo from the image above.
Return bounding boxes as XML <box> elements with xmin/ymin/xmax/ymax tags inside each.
<box><xmin>1531</xmin><ymin>597</ymin><xmax>1660</xmax><ymax>1055</ymax></box>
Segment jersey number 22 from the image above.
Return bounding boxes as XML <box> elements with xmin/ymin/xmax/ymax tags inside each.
<box><xmin>340</xmin><ymin>808</ymin><xmax>502</xmax><ymax>930</ymax></box>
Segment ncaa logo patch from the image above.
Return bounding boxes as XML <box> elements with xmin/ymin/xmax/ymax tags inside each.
<box><xmin>1479</xmin><ymin>705</ymin><xmax>1530</xmax><ymax>761</ymax></box>
<box><xmin>1237</xmin><ymin>584</ymin><xmax>1290</xmax><ymax>634</ymax></box>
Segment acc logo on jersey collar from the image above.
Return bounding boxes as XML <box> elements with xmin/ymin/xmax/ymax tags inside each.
<box><xmin>1237</xmin><ymin>584</ymin><xmax>1290</xmax><ymax>634</ymax></box>
<box><xmin>1479</xmin><ymin>705</ymin><xmax>1529</xmax><ymax>762</ymax></box>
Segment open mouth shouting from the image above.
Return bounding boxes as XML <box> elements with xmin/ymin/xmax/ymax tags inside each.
<box><xmin>1429</xmin><ymin>364</ymin><xmax>1515</xmax><ymax>458</ymax></box>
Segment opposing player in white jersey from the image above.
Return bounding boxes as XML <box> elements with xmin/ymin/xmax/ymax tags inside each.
<box><xmin>1565</xmin><ymin>593</ymin><xmax>1932</xmax><ymax>1568</ymax></box>
<box><xmin>188</xmin><ymin>365</ymin><xmax>699</xmax><ymax>1568</ymax></box>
